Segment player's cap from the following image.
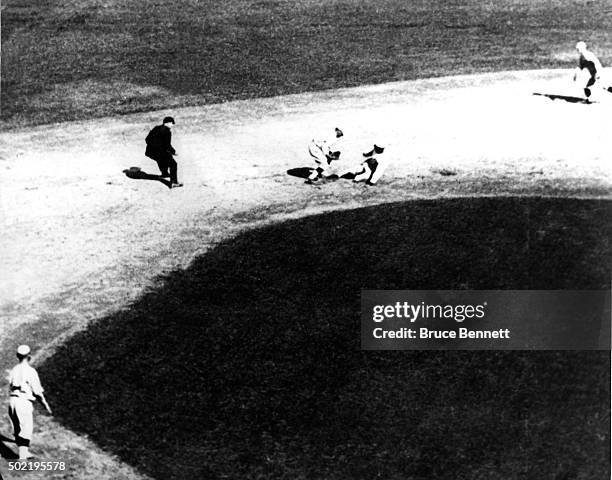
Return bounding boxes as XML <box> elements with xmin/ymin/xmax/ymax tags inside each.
<box><xmin>163</xmin><ymin>116</ymin><xmax>175</xmax><ymax>124</ymax></box>
<box><xmin>16</xmin><ymin>345</ymin><xmax>31</xmax><ymax>356</ymax></box>
<box><xmin>335</xmin><ymin>127</ymin><xmax>343</xmax><ymax>137</ymax></box>
<box><xmin>575</xmin><ymin>41</ymin><xmax>586</xmax><ymax>50</ymax></box>
<box><xmin>373</xmin><ymin>144</ymin><xmax>385</xmax><ymax>154</ymax></box>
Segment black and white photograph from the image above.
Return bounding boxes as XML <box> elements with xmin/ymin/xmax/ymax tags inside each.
<box><xmin>0</xmin><ymin>1</ymin><xmax>610</xmax><ymax>478</ymax></box>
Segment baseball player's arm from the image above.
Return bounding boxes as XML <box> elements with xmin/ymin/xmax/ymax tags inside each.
<box><xmin>163</xmin><ymin>130</ymin><xmax>177</xmax><ymax>155</ymax></box>
<box><xmin>321</xmin><ymin>142</ymin><xmax>332</xmax><ymax>158</ymax></box>
<box><xmin>594</xmin><ymin>57</ymin><xmax>603</xmax><ymax>77</ymax></box>
<box><xmin>30</xmin><ymin>370</ymin><xmax>51</xmax><ymax>413</ymax></box>
<box><xmin>37</xmin><ymin>393</ymin><xmax>52</xmax><ymax>414</ymax></box>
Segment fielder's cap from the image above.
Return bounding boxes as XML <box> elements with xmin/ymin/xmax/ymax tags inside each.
<box><xmin>335</xmin><ymin>127</ymin><xmax>343</xmax><ymax>137</ymax></box>
<box><xmin>373</xmin><ymin>144</ymin><xmax>385</xmax><ymax>154</ymax></box>
<box><xmin>17</xmin><ymin>345</ymin><xmax>31</xmax><ymax>356</ymax></box>
<box><xmin>163</xmin><ymin>116</ymin><xmax>175</xmax><ymax>124</ymax></box>
<box><xmin>576</xmin><ymin>41</ymin><xmax>586</xmax><ymax>50</ymax></box>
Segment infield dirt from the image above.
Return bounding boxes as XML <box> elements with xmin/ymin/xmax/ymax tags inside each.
<box><xmin>2</xmin><ymin>70</ymin><xmax>610</xmax><ymax>346</ymax></box>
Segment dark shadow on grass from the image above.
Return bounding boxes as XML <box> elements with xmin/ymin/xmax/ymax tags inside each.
<box><xmin>0</xmin><ymin>434</ymin><xmax>18</xmax><ymax>460</ymax></box>
<box><xmin>39</xmin><ymin>198</ymin><xmax>611</xmax><ymax>480</ymax></box>
<box><xmin>533</xmin><ymin>92</ymin><xmax>591</xmax><ymax>104</ymax></box>
<box><xmin>123</xmin><ymin>167</ymin><xmax>171</xmax><ymax>188</ymax></box>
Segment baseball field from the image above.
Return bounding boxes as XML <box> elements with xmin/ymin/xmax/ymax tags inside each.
<box><xmin>1</xmin><ymin>0</ymin><xmax>611</xmax><ymax>479</ymax></box>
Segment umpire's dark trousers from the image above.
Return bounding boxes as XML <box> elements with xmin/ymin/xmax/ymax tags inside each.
<box><xmin>147</xmin><ymin>151</ymin><xmax>178</xmax><ymax>184</ymax></box>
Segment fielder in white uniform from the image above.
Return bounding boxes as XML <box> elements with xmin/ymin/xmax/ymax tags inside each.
<box><xmin>8</xmin><ymin>345</ymin><xmax>52</xmax><ymax>460</ymax></box>
<box><xmin>306</xmin><ymin>127</ymin><xmax>344</xmax><ymax>182</ymax></box>
<box><xmin>352</xmin><ymin>144</ymin><xmax>389</xmax><ymax>185</ymax></box>
<box><xmin>573</xmin><ymin>41</ymin><xmax>611</xmax><ymax>101</ymax></box>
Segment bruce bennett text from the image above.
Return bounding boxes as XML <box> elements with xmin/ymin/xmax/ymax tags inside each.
<box><xmin>372</xmin><ymin>328</ymin><xmax>511</xmax><ymax>340</ymax></box>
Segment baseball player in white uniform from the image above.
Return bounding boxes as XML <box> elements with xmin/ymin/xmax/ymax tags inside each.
<box><xmin>7</xmin><ymin>345</ymin><xmax>52</xmax><ymax>460</ymax></box>
<box><xmin>306</xmin><ymin>127</ymin><xmax>344</xmax><ymax>182</ymax></box>
<box><xmin>352</xmin><ymin>144</ymin><xmax>389</xmax><ymax>185</ymax></box>
<box><xmin>573</xmin><ymin>41</ymin><xmax>611</xmax><ymax>101</ymax></box>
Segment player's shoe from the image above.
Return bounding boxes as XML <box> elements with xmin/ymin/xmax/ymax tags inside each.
<box><xmin>170</xmin><ymin>182</ymin><xmax>184</xmax><ymax>188</ymax></box>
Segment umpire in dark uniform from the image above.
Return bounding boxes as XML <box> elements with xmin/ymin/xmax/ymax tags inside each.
<box><xmin>145</xmin><ymin>116</ymin><xmax>183</xmax><ymax>188</ymax></box>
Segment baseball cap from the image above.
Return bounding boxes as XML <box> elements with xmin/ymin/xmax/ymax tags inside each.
<box><xmin>163</xmin><ymin>116</ymin><xmax>175</xmax><ymax>124</ymax></box>
<box><xmin>576</xmin><ymin>41</ymin><xmax>586</xmax><ymax>50</ymax></box>
<box><xmin>335</xmin><ymin>127</ymin><xmax>343</xmax><ymax>137</ymax></box>
<box><xmin>373</xmin><ymin>144</ymin><xmax>385</xmax><ymax>154</ymax></box>
<box><xmin>17</xmin><ymin>345</ymin><xmax>31</xmax><ymax>356</ymax></box>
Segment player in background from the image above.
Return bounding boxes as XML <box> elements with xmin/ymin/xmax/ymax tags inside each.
<box><xmin>573</xmin><ymin>41</ymin><xmax>612</xmax><ymax>102</ymax></box>
<box><xmin>306</xmin><ymin>127</ymin><xmax>344</xmax><ymax>183</ymax></box>
<box><xmin>7</xmin><ymin>345</ymin><xmax>52</xmax><ymax>460</ymax></box>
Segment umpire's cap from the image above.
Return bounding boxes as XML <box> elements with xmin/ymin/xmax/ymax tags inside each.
<box><xmin>163</xmin><ymin>116</ymin><xmax>175</xmax><ymax>125</ymax></box>
<box><xmin>17</xmin><ymin>345</ymin><xmax>31</xmax><ymax>356</ymax></box>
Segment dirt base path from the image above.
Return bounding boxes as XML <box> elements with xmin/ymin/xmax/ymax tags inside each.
<box><xmin>1</xmin><ymin>69</ymin><xmax>611</xmax><ymax>351</ymax></box>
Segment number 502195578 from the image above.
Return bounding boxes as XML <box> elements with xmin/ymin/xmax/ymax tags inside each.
<box><xmin>8</xmin><ymin>461</ymin><xmax>66</xmax><ymax>471</ymax></box>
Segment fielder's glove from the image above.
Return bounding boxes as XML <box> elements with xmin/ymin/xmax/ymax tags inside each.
<box><xmin>327</xmin><ymin>151</ymin><xmax>341</xmax><ymax>161</ymax></box>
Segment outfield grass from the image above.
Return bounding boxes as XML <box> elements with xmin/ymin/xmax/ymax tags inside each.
<box><xmin>2</xmin><ymin>0</ymin><xmax>611</xmax><ymax>128</ymax></box>
<box><xmin>39</xmin><ymin>198</ymin><xmax>611</xmax><ymax>479</ymax></box>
